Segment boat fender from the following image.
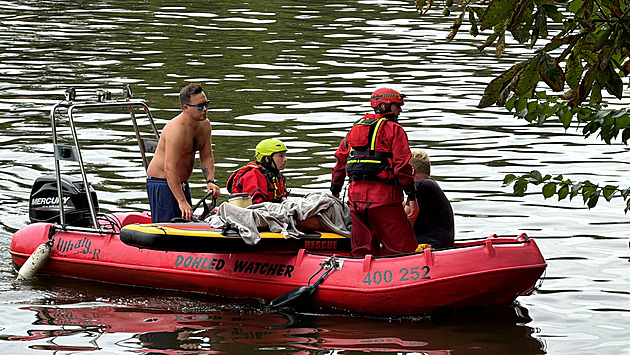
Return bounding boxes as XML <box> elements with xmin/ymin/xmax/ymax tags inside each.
<box><xmin>16</xmin><ymin>224</ymin><xmax>65</xmax><ymax>281</ymax></box>
<box><xmin>17</xmin><ymin>241</ymin><xmax>52</xmax><ymax>281</ymax></box>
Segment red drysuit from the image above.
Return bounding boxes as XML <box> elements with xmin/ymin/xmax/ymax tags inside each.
<box><xmin>331</xmin><ymin>113</ymin><xmax>418</xmax><ymax>256</ymax></box>
<box><xmin>228</xmin><ymin>162</ymin><xmax>288</xmax><ymax>204</ymax></box>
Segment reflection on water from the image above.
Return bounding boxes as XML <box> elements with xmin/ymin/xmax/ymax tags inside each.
<box><xmin>2</xmin><ymin>302</ymin><xmax>544</xmax><ymax>354</ymax></box>
<box><xmin>1</xmin><ymin>0</ymin><xmax>630</xmax><ymax>354</ymax></box>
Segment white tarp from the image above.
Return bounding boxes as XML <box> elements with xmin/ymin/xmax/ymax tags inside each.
<box><xmin>208</xmin><ymin>192</ymin><xmax>351</xmax><ymax>245</ymax></box>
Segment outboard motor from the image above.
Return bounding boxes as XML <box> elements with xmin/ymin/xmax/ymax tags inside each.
<box><xmin>29</xmin><ymin>175</ymin><xmax>98</xmax><ymax>227</ymax></box>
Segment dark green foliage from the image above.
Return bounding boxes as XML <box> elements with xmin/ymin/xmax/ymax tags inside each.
<box><xmin>417</xmin><ymin>0</ymin><xmax>630</xmax><ymax>212</ymax></box>
<box><xmin>503</xmin><ymin>170</ymin><xmax>630</xmax><ymax>213</ymax></box>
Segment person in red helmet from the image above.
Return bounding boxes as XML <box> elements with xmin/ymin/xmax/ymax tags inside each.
<box><xmin>330</xmin><ymin>88</ymin><xmax>419</xmax><ymax>257</ymax></box>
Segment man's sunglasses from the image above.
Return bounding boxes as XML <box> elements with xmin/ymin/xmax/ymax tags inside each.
<box><xmin>185</xmin><ymin>100</ymin><xmax>210</xmax><ymax>110</ymax></box>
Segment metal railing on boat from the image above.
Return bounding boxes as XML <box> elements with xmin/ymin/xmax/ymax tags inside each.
<box><xmin>49</xmin><ymin>86</ymin><xmax>159</xmax><ymax>232</ymax></box>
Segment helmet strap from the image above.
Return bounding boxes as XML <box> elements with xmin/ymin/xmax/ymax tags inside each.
<box><xmin>374</xmin><ymin>103</ymin><xmax>390</xmax><ymax>114</ymax></box>
<box><xmin>261</xmin><ymin>154</ymin><xmax>279</xmax><ymax>172</ymax></box>
<box><xmin>374</xmin><ymin>103</ymin><xmax>398</xmax><ymax>122</ymax></box>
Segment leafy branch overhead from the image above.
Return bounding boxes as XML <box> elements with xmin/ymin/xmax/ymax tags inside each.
<box><xmin>503</xmin><ymin>170</ymin><xmax>630</xmax><ymax>213</ymax></box>
<box><xmin>416</xmin><ymin>0</ymin><xmax>629</xmax><ymax>108</ymax></box>
<box><xmin>416</xmin><ymin>0</ymin><xmax>630</xmax><ymax>212</ymax></box>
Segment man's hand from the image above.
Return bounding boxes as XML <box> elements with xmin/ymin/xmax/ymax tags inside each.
<box><xmin>406</xmin><ymin>199</ymin><xmax>419</xmax><ymax>226</ymax></box>
<box><xmin>178</xmin><ymin>200</ymin><xmax>193</xmax><ymax>221</ymax></box>
<box><xmin>207</xmin><ymin>181</ymin><xmax>220</xmax><ymax>198</ymax></box>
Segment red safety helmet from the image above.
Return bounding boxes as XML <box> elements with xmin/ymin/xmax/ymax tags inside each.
<box><xmin>370</xmin><ymin>88</ymin><xmax>406</xmax><ymax>108</ymax></box>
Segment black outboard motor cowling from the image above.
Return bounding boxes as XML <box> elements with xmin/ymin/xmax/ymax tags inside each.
<box><xmin>29</xmin><ymin>175</ymin><xmax>99</xmax><ymax>227</ymax></box>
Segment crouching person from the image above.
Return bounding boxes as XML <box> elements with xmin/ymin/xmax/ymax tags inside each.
<box><xmin>227</xmin><ymin>138</ymin><xmax>289</xmax><ymax>204</ymax></box>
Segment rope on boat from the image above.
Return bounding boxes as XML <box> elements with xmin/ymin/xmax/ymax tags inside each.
<box><xmin>530</xmin><ymin>268</ymin><xmax>546</xmax><ymax>295</ymax></box>
<box><xmin>267</xmin><ymin>255</ymin><xmax>340</xmax><ymax>310</ymax></box>
<box><xmin>97</xmin><ymin>213</ymin><xmax>122</xmax><ymax>232</ymax></box>
<box><xmin>307</xmin><ymin>255</ymin><xmax>338</xmax><ymax>288</ymax></box>
<box><xmin>47</xmin><ymin>223</ymin><xmax>68</xmax><ymax>245</ymax></box>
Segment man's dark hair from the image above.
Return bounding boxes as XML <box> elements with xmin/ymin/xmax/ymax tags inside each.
<box><xmin>179</xmin><ymin>84</ymin><xmax>203</xmax><ymax>107</ymax></box>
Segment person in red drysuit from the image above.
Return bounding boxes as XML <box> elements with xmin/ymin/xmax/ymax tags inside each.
<box><xmin>330</xmin><ymin>88</ymin><xmax>419</xmax><ymax>257</ymax></box>
<box><xmin>227</xmin><ymin>138</ymin><xmax>289</xmax><ymax>204</ymax></box>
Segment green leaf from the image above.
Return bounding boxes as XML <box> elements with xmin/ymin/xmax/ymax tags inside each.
<box><xmin>570</xmin><ymin>182</ymin><xmax>583</xmax><ymax>199</ymax></box>
<box><xmin>446</xmin><ymin>11</ymin><xmax>465</xmax><ymax>43</ymax></box>
<box><xmin>527</xmin><ymin>170</ymin><xmax>543</xmax><ymax>182</ymax></box>
<box><xmin>539</xmin><ymin>52</ymin><xmax>565</xmax><ymax>92</ymax></box>
<box><xmin>468</xmin><ymin>9</ymin><xmax>479</xmax><ymax>37</ymax></box>
<box><xmin>598</xmin><ymin>45</ymin><xmax>614</xmax><ymax>72</ymax></box>
<box><xmin>602</xmin><ymin>185</ymin><xmax>617</xmax><ymax>201</ymax></box>
<box><xmin>558</xmin><ymin>184</ymin><xmax>569</xmax><ymax>200</ymax></box>
<box><xmin>505</xmin><ymin>94</ymin><xmax>517</xmax><ymax>112</ymax></box>
<box><xmin>566</xmin><ymin>52</ymin><xmax>583</xmax><ymax>90</ymax></box>
<box><xmin>509</xmin><ymin>1</ymin><xmax>535</xmax><ymax>44</ymax></box>
<box><xmin>559</xmin><ymin>107</ymin><xmax>574</xmax><ymax>129</ymax></box>
<box><xmin>603</xmin><ymin>65</ymin><xmax>624</xmax><ymax>99</ymax></box>
<box><xmin>601</xmin><ymin>0</ymin><xmax>623</xmax><ymax>17</ymax></box>
<box><xmin>543</xmin><ymin>38</ymin><xmax>567</xmax><ymax>52</ymax></box>
<box><xmin>587</xmin><ymin>190</ymin><xmax>601</xmax><ymax>209</ymax></box>
<box><xmin>578</xmin><ymin>67</ymin><xmax>596</xmax><ymax>104</ymax></box>
<box><xmin>496</xmin><ymin>32</ymin><xmax>505</xmax><ymax>57</ymax></box>
<box><xmin>503</xmin><ymin>174</ymin><xmax>518</xmax><ymax>185</ymax></box>
<box><xmin>477</xmin><ymin>33</ymin><xmax>498</xmax><ymax>51</ymax></box>
<box><xmin>542</xmin><ymin>182</ymin><xmax>557</xmax><ymax>198</ymax></box>
<box><xmin>478</xmin><ymin>61</ymin><xmax>528</xmax><ymax>108</ymax></box>
<box><xmin>514</xmin><ymin>179</ymin><xmax>528</xmax><ymax>196</ymax></box>
<box><xmin>509</xmin><ymin>0</ymin><xmax>534</xmax><ymax>26</ymax></box>
<box><xmin>595</xmin><ymin>25</ymin><xmax>613</xmax><ymax>52</ymax></box>
<box><xmin>582</xmin><ymin>184</ymin><xmax>596</xmax><ymax>202</ymax></box>
<box><xmin>591</xmin><ymin>81</ymin><xmax>603</xmax><ymax>104</ymax></box>
<box><xmin>515</xmin><ymin>98</ymin><xmax>528</xmax><ymax>113</ymax></box>
<box><xmin>515</xmin><ymin>55</ymin><xmax>541</xmax><ymax>96</ymax></box>
<box><xmin>535</xmin><ymin>9</ymin><xmax>548</xmax><ymax>38</ymax></box>
<box><xmin>542</xmin><ymin>4</ymin><xmax>563</xmax><ymax>22</ymax></box>
<box><xmin>567</xmin><ymin>0</ymin><xmax>584</xmax><ymax>13</ymax></box>
<box><xmin>582</xmin><ymin>121</ymin><xmax>600</xmax><ymax>138</ymax></box>
<box><xmin>480</xmin><ymin>0</ymin><xmax>520</xmax><ymax>31</ymax></box>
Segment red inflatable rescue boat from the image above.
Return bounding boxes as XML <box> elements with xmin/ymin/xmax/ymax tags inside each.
<box><xmin>9</xmin><ymin>88</ymin><xmax>547</xmax><ymax>316</ymax></box>
<box><xmin>10</xmin><ymin>214</ymin><xmax>546</xmax><ymax>315</ymax></box>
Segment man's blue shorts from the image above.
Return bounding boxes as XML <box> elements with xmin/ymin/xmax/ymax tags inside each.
<box><xmin>146</xmin><ymin>176</ymin><xmax>192</xmax><ymax>223</ymax></box>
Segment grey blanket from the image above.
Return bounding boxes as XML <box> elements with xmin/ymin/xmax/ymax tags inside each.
<box><xmin>207</xmin><ymin>192</ymin><xmax>351</xmax><ymax>245</ymax></box>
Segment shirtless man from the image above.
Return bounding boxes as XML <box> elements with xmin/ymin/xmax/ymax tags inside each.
<box><xmin>146</xmin><ymin>84</ymin><xmax>221</xmax><ymax>222</ymax></box>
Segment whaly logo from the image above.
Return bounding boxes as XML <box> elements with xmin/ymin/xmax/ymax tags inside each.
<box><xmin>31</xmin><ymin>196</ymin><xmax>72</xmax><ymax>207</ymax></box>
<box><xmin>56</xmin><ymin>236</ymin><xmax>101</xmax><ymax>260</ymax></box>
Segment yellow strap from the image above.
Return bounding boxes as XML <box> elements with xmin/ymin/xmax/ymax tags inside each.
<box><xmin>370</xmin><ymin>118</ymin><xmax>386</xmax><ymax>151</ymax></box>
<box><xmin>348</xmin><ymin>159</ymin><xmax>382</xmax><ymax>164</ymax></box>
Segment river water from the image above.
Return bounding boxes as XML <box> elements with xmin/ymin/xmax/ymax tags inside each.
<box><xmin>1</xmin><ymin>0</ymin><xmax>629</xmax><ymax>354</ymax></box>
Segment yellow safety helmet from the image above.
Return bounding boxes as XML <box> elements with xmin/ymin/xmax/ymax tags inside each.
<box><xmin>255</xmin><ymin>138</ymin><xmax>287</xmax><ymax>162</ymax></box>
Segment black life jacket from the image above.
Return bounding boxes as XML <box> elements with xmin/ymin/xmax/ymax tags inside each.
<box><xmin>344</xmin><ymin>115</ymin><xmax>396</xmax><ymax>184</ymax></box>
